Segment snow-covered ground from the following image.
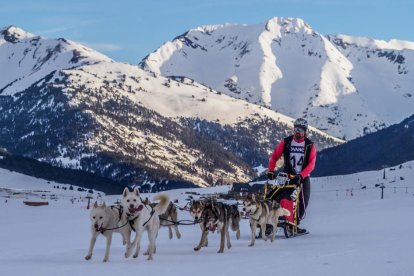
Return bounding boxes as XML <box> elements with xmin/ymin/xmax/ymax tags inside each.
<box><xmin>1</xmin><ymin>162</ymin><xmax>413</xmax><ymax>276</ymax></box>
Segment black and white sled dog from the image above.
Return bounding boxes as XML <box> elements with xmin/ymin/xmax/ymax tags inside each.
<box><xmin>144</xmin><ymin>198</ymin><xmax>181</xmax><ymax>240</ymax></box>
<box><xmin>85</xmin><ymin>201</ymin><xmax>131</xmax><ymax>262</ymax></box>
<box><xmin>121</xmin><ymin>187</ymin><xmax>170</xmax><ymax>260</ymax></box>
<box><xmin>242</xmin><ymin>194</ymin><xmax>290</xmax><ymax>246</ymax></box>
<box><xmin>194</xmin><ymin>200</ymin><xmax>241</xmax><ymax>253</ymax></box>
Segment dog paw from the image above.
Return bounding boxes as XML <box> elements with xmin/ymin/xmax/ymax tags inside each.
<box><xmin>177</xmin><ymin>233</ymin><xmax>181</xmax><ymax>239</ymax></box>
<box><xmin>248</xmin><ymin>243</ymin><xmax>254</xmax><ymax>247</ymax></box>
<box><xmin>217</xmin><ymin>250</ymin><xmax>224</xmax><ymax>253</ymax></box>
<box><xmin>85</xmin><ymin>255</ymin><xmax>92</xmax><ymax>260</ymax></box>
<box><xmin>125</xmin><ymin>252</ymin><xmax>131</xmax><ymax>258</ymax></box>
<box><xmin>103</xmin><ymin>258</ymin><xmax>108</xmax><ymax>262</ymax></box>
<box><xmin>194</xmin><ymin>247</ymin><xmax>200</xmax><ymax>251</ymax></box>
<box><xmin>133</xmin><ymin>253</ymin><xmax>138</xmax><ymax>258</ymax></box>
<box><xmin>147</xmin><ymin>255</ymin><xmax>153</xmax><ymax>261</ymax></box>
<box><xmin>227</xmin><ymin>244</ymin><xmax>231</xmax><ymax>249</ymax></box>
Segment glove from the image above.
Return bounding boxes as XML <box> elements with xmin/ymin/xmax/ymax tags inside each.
<box><xmin>291</xmin><ymin>174</ymin><xmax>302</xmax><ymax>186</ymax></box>
<box><xmin>266</xmin><ymin>171</ymin><xmax>275</xmax><ymax>180</ymax></box>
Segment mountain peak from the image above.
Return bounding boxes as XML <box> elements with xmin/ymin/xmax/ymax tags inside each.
<box><xmin>1</xmin><ymin>25</ymin><xmax>34</xmax><ymax>43</ymax></box>
<box><xmin>265</xmin><ymin>17</ymin><xmax>313</xmax><ymax>34</ymax></box>
<box><xmin>192</xmin><ymin>23</ymin><xmax>232</xmax><ymax>34</ymax></box>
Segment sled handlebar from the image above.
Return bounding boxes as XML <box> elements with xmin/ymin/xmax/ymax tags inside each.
<box><xmin>267</xmin><ymin>172</ymin><xmax>296</xmax><ymax>186</ymax></box>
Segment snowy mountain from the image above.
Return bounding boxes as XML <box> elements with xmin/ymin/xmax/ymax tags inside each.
<box><xmin>140</xmin><ymin>17</ymin><xmax>414</xmax><ymax>140</ymax></box>
<box><xmin>0</xmin><ymin>26</ymin><xmax>111</xmax><ymax>96</ymax></box>
<box><xmin>0</xmin><ymin>26</ymin><xmax>341</xmax><ymax>190</ymax></box>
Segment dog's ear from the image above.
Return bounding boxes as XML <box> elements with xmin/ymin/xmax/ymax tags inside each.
<box><xmin>93</xmin><ymin>201</ymin><xmax>98</xmax><ymax>208</ymax></box>
<box><xmin>252</xmin><ymin>194</ymin><xmax>256</xmax><ymax>201</ymax></box>
<box><xmin>123</xmin><ymin>187</ymin><xmax>129</xmax><ymax>197</ymax></box>
<box><xmin>102</xmin><ymin>201</ymin><xmax>106</xmax><ymax>208</ymax></box>
<box><xmin>133</xmin><ymin>187</ymin><xmax>140</xmax><ymax>196</ymax></box>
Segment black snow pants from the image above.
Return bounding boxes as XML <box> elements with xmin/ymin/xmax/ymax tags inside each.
<box><xmin>267</xmin><ymin>177</ymin><xmax>310</xmax><ymax>224</ymax></box>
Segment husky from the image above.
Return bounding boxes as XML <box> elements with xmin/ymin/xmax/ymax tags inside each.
<box><xmin>193</xmin><ymin>200</ymin><xmax>241</xmax><ymax>253</ymax></box>
<box><xmin>145</xmin><ymin>198</ymin><xmax>181</xmax><ymax>240</ymax></box>
<box><xmin>242</xmin><ymin>194</ymin><xmax>290</xmax><ymax>246</ymax></box>
<box><xmin>189</xmin><ymin>199</ymin><xmax>208</xmax><ymax>247</ymax></box>
<box><xmin>85</xmin><ymin>202</ymin><xmax>131</xmax><ymax>262</ymax></box>
<box><xmin>121</xmin><ymin>187</ymin><xmax>170</xmax><ymax>260</ymax></box>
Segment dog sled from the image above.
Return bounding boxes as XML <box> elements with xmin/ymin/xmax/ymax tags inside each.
<box><xmin>264</xmin><ymin>172</ymin><xmax>309</xmax><ymax>238</ymax></box>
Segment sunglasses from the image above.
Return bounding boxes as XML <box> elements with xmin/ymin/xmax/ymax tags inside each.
<box><xmin>294</xmin><ymin>127</ymin><xmax>305</xmax><ymax>133</ymax></box>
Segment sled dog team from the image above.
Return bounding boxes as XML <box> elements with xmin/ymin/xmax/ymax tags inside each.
<box><xmin>85</xmin><ymin>187</ymin><xmax>290</xmax><ymax>262</ymax></box>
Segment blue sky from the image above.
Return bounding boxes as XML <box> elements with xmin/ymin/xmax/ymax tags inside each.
<box><xmin>1</xmin><ymin>0</ymin><xmax>413</xmax><ymax>64</ymax></box>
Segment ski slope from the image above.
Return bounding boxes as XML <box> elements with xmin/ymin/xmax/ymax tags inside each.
<box><xmin>0</xmin><ymin>163</ymin><xmax>413</xmax><ymax>276</ymax></box>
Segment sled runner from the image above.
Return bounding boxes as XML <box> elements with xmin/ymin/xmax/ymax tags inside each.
<box><xmin>264</xmin><ymin>172</ymin><xmax>309</xmax><ymax>238</ymax></box>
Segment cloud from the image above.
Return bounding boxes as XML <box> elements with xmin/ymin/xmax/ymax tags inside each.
<box><xmin>82</xmin><ymin>42</ymin><xmax>121</xmax><ymax>52</ymax></box>
<box><xmin>36</xmin><ymin>26</ymin><xmax>71</xmax><ymax>35</ymax></box>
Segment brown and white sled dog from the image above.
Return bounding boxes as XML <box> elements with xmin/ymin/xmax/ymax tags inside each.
<box><xmin>243</xmin><ymin>194</ymin><xmax>290</xmax><ymax>246</ymax></box>
<box><xmin>85</xmin><ymin>202</ymin><xmax>131</xmax><ymax>262</ymax></box>
<box><xmin>121</xmin><ymin>187</ymin><xmax>170</xmax><ymax>260</ymax></box>
<box><xmin>194</xmin><ymin>200</ymin><xmax>241</xmax><ymax>253</ymax></box>
<box><xmin>145</xmin><ymin>198</ymin><xmax>181</xmax><ymax>240</ymax></box>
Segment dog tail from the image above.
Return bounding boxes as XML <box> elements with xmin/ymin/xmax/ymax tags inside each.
<box><xmin>280</xmin><ymin>207</ymin><xmax>290</xmax><ymax>217</ymax></box>
<box><xmin>153</xmin><ymin>193</ymin><xmax>170</xmax><ymax>214</ymax></box>
<box><xmin>230</xmin><ymin>205</ymin><xmax>241</xmax><ymax>231</ymax></box>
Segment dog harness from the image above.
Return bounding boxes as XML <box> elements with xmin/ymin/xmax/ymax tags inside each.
<box><xmin>126</xmin><ymin>204</ymin><xmax>144</xmax><ymax>231</ymax></box>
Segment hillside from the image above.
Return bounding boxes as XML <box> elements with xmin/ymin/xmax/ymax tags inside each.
<box><xmin>314</xmin><ymin>114</ymin><xmax>414</xmax><ymax>176</ymax></box>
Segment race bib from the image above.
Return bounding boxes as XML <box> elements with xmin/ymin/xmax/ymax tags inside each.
<box><xmin>289</xmin><ymin>141</ymin><xmax>305</xmax><ymax>173</ymax></box>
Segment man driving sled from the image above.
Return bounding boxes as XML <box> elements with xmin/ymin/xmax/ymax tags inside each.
<box><xmin>266</xmin><ymin>118</ymin><xmax>317</xmax><ymax>234</ymax></box>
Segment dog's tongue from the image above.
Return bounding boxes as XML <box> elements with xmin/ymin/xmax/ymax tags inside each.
<box><xmin>95</xmin><ymin>224</ymin><xmax>104</xmax><ymax>232</ymax></box>
<box><xmin>129</xmin><ymin>204</ymin><xmax>143</xmax><ymax>214</ymax></box>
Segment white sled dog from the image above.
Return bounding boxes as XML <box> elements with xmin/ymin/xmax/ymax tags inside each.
<box><xmin>243</xmin><ymin>194</ymin><xmax>290</xmax><ymax>246</ymax></box>
<box><xmin>122</xmin><ymin>187</ymin><xmax>170</xmax><ymax>260</ymax></box>
<box><xmin>85</xmin><ymin>202</ymin><xmax>131</xmax><ymax>262</ymax></box>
